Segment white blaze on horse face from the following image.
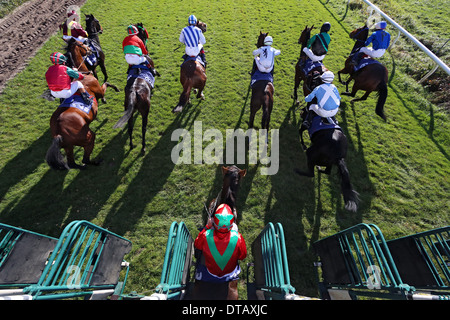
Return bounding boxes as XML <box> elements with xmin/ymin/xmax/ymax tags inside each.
<box><xmin>170</xmin><ymin>121</ymin><xmax>279</xmax><ymax>175</ymax></box>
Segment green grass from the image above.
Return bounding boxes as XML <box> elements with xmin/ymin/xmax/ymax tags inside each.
<box><xmin>0</xmin><ymin>0</ymin><xmax>448</xmax><ymax>299</ymax></box>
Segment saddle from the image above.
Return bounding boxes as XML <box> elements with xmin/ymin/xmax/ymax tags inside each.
<box><xmin>58</xmin><ymin>93</ymin><xmax>94</xmax><ymax>114</ymax></box>
<box><xmin>126</xmin><ymin>64</ymin><xmax>155</xmax><ymax>89</ymax></box>
<box><xmin>181</xmin><ymin>54</ymin><xmax>205</xmax><ymax>67</ymax></box>
<box><xmin>85</xmin><ymin>39</ymin><xmax>100</xmax><ymax>67</ymax></box>
<box><xmin>250</xmin><ymin>69</ymin><xmax>273</xmax><ymax>88</ymax></box>
<box><xmin>308</xmin><ymin>114</ymin><xmax>341</xmax><ymax>138</ymax></box>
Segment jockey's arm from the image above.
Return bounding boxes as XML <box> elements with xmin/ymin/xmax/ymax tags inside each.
<box><xmin>179</xmin><ymin>30</ymin><xmax>185</xmax><ymax>44</ymax></box>
<box><xmin>199</xmin><ymin>32</ymin><xmax>206</xmax><ymax>45</ymax></box>
<box><xmin>66</xmin><ymin>67</ymin><xmax>84</xmax><ymax>80</ymax></box>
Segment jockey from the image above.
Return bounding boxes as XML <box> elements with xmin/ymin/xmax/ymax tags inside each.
<box><xmin>302</xmin><ymin>22</ymin><xmax>331</xmax><ymax>63</ymax></box>
<box><xmin>61</xmin><ymin>10</ymin><xmax>89</xmax><ymax>43</ymax></box>
<box><xmin>194</xmin><ymin>204</ymin><xmax>247</xmax><ymax>282</ymax></box>
<box><xmin>122</xmin><ymin>25</ymin><xmax>150</xmax><ymax>67</ymax></box>
<box><xmin>251</xmin><ymin>35</ymin><xmax>281</xmax><ymax>75</ymax></box>
<box><xmin>179</xmin><ymin>14</ymin><xmax>207</xmax><ymax>67</ymax></box>
<box><xmin>302</xmin><ymin>71</ymin><xmax>341</xmax><ymax>129</ymax></box>
<box><xmin>352</xmin><ymin>21</ymin><xmax>391</xmax><ymax>65</ymax></box>
<box><xmin>45</xmin><ymin>52</ymin><xmax>93</xmax><ymax>105</ymax></box>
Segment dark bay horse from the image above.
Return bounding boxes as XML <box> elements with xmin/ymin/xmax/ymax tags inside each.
<box><xmin>338</xmin><ymin>25</ymin><xmax>388</xmax><ymax>121</ymax></box>
<box><xmin>113</xmin><ymin>23</ymin><xmax>159</xmax><ymax>154</ymax></box>
<box><xmin>293</xmin><ymin>25</ymin><xmax>328</xmax><ymax>102</ymax></box>
<box><xmin>84</xmin><ymin>13</ymin><xmax>108</xmax><ymax>83</ymax></box>
<box><xmin>172</xmin><ymin>21</ymin><xmax>207</xmax><ymax>113</ymax></box>
<box><xmin>46</xmin><ymin>41</ymin><xmax>117</xmax><ymax>169</ymax></box>
<box><xmin>206</xmin><ymin>165</ymin><xmax>247</xmax><ymax>223</ymax></box>
<box><xmin>295</xmin><ymin>77</ymin><xmax>359</xmax><ymax>212</ymax></box>
<box><xmin>249</xmin><ymin>32</ymin><xmax>274</xmax><ymax>131</ymax></box>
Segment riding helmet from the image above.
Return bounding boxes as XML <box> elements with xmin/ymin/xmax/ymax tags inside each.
<box><xmin>321</xmin><ymin>22</ymin><xmax>331</xmax><ymax>33</ymax></box>
<box><xmin>264</xmin><ymin>35</ymin><xmax>273</xmax><ymax>46</ymax></box>
<box><xmin>320</xmin><ymin>71</ymin><xmax>335</xmax><ymax>83</ymax></box>
<box><xmin>375</xmin><ymin>21</ymin><xmax>387</xmax><ymax>29</ymax></box>
<box><xmin>213</xmin><ymin>204</ymin><xmax>234</xmax><ymax>233</ymax></box>
<box><xmin>127</xmin><ymin>25</ymin><xmax>138</xmax><ymax>35</ymax></box>
<box><xmin>50</xmin><ymin>52</ymin><xmax>67</xmax><ymax>65</ymax></box>
<box><xmin>188</xmin><ymin>14</ymin><xmax>197</xmax><ymax>25</ymax></box>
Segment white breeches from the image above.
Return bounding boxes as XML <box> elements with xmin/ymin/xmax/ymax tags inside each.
<box><xmin>359</xmin><ymin>47</ymin><xmax>386</xmax><ymax>58</ymax></box>
<box><xmin>51</xmin><ymin>81</ymin><xmax>84</xmax><ymax>99</ymax></box>
<box><xmin>303</xmin><ymin>47</ymin><xmax>325</xmax><ymax>62</ymax></box>
<box><xmin>125</xmin><ymin>54</ymin><xmax>147</xmax><ymax>65</ymax></box>
<box><xmin>185</xmin><ymin>44</ymin><xmax>202</xmax><ymax>57</ymax></box>
<box><xmin>309</xmin><ymin>104</ymin><xmax>338</xmax><ymax>118</ymax></box>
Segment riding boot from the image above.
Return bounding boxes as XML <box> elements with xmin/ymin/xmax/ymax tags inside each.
<box><xmin>81</xmin><ymin>91</ymin><xmax>94</xmax><ymax>105</ymax></box>
<box><xmin>302</xmin><ymin>110</ymin><xmax>314</xmax><ymax>129</ymax></box>
<box><xmin>199</xmin><ymin>52</ymin><xmax>207</xmax><ymax>68</ymax></box>
<box><xmin>250</xmin><ymin>60</ymin><xmax>257</xmax><ymax>76</ymax></box>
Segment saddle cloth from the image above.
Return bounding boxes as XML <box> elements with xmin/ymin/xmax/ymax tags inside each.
<box><xmin>85</xmin><ymin>40</ymin><xmax>99</xmax><ymax>67</ymax></box>
<box><xmin>58</xmin><ymin>94</ymin><xmax>94</xmax><ymax>114</ymax></box>
<box><xmin>302</xmin><ymin>59</ymin><xmax>323</xmax><ymax>76</ymax></box>
<box><xmin>181</xmin><ymin>55</ymin><xmax>205</xmax><ymax>67</ymax></box>
<box><xmin>194</xmin><ymin>263</ymin><xmax>241</xmax><ymax>283</ymax></box>
<box><xmin>308</xmin><ymin>114</ymin><xmax>341</xmax><ymax>138</ymax></box>
<box><xmin>250</xmin><ymin>69</ymin><xmax>273</xmax><ymax>87</ymax></box>
<box><xmin>127</xmin><ymin>64</ymin><xmax>155</xmax><ymax>88</ymax></box>
<box><xmin>353</xmin><ymin>57</ymin><xmax>380</xmax><ymax>72</ymax></box>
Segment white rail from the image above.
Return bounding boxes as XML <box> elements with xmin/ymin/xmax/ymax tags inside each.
<box><xmin>361</xmin><ymin>0</ymin><xmax>450</xmax><ymax>76</ymax></box>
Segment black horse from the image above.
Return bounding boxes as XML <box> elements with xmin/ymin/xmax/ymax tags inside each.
<box><xmin>84</xmin><ymin>13</ymin><xmax>108</xmax><ymax>83</ymax></box>
<box><xmin>295</xmin><ymin>76</ymin><xmax>359</xmax><ymax>212</ymax></box>
<box><xmin>113</xmin><ymin>23</ymin><xmax>159</xmax><ymax>154</ymax></box>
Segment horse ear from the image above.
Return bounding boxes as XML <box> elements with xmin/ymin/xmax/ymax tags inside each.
<box><xmin>222</xmin><ymin>166</ymin><xmax>229</xmax><ymax>175</ymax></box>
<box><xmin>239</xmin><ymin>169</ymin><xmax>247</xmax><ymax>178</ymax></box>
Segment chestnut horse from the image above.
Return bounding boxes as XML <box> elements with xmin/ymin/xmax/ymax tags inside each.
<box><xmin>293</xmin><ymin>25</ymin><xmax>328</xmax><ymax>103</ymax></box>
<box><xmin>172</xmin><ymin>21</ymin><xmax>207</xmax><ymax>113</ymax></box>
<box><xmin>84</xmin><ymin>13</ymin><xmax>108</xmax><ymax>83</ymax></box>
<box><xmin>113</xmin><ymin>23</ymin><xmax>159</xmax><ymax>154</ymax></box>
<box><xmin>338</xmin><ymin>25</ymin><xmax>388</xmax><ymax>121</ymax></box>
<box><xmin>46</xmin><ymin>39</ymin><xmax>118</xmax><ymax>169</ymax></box>
<box><xmin>249</xmin><ymin>32</ymin><xmax>274</xmax><ymax>131</ymax></box>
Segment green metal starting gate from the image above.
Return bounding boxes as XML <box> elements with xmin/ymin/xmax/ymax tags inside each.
<box><xmin>313</xmin><ymin>223</ymin><xmax>450</xmax><ymax>300</ymax></box>
<box><xmin>152</xmin><ymin>221</ymin><xmax>194</xmax><ymax>300</ymax></box>
<box><xmin>249</xmin><ymin>222</ymin><xmax>297</xmax><ymax>300</ymax></box>
<box><xmin>0</xmin><ymin>220</ymin><xmax>132</xmax><ymax>300</ymax></box>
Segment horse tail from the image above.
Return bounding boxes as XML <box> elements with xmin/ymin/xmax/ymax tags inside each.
<box><xmin>261</xmin><ymin>82</ymin><xmax>274</xmax><ymax>129</ymax></box>
<box><xmin>113</xmin><ymin>88</ymin><xmax>137</xmax><ymax>129</ymax></box>
<box><xmin>46</xmin><ymin>135</ymin><xmax>69</xmax><ymax>170</ymax></box>
<box><xmin>337</xmin><ymin>158</ymin><xmax>359</xmax><ymax>212</ymax></box>
<box><xmin>375</xmin><ymin>80</ymin><xmax>388</xmax><ymax>121</ymax></box>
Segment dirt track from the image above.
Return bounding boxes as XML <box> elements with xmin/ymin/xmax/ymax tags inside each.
<box><xmin>0</xmin><ymin>0</ymin><xmax>86</xmax><ymax>93</ymax></box>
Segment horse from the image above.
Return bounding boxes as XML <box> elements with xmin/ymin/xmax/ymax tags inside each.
<box><xmin>293</xmin><ymin>25</ymin><xmax>328</xmax><ymax>103</ymax></box>
<box><xmin>46</xmin><ymin>40</ymin><xmax>118</xmax><ymax>169</ymax></box>
<box><xmin>295</xmin><ymin>75</ymin><xmax>359</xmax><ymax>212</ymax></box>
<box><xmin>338</xmin><ymin>25</ymin><xmax>388</xmax><ymax>121</ymax></box>
<box><xmin>248</xmin><ymin>31</ymin><xmax>275</xmax><ymax>133</ymax></box>
<box><xmin>172</xmin><ymin>21</ymin><xmax>207</xmax><ymax>113</ymax></box>
<box><xmin>84</xmin><ymin>13</ymin><xmax>108</xmax><ymax>83</ymax></box>
<box><xmin>206</xmin><ymin>165</ymin><xmax>247</xmax><ymax>224</ymax></box>
<box><xmin>113</xmin><ymin>23</ymin><xmax>159</xmax><ymax>154</ymax></box>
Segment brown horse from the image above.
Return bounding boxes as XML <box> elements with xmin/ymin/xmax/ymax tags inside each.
<box><xmin>249</xmin><ymin>32</ymin><xmax>274</xmax><ymax>131</ymax></box>
<box><xmin>338</xmin><ymin>25</ymin><xmax>388</xmax><ymax>121</ymax></box>
<box><xmin>113</xmin><ymin>23</ymin><xmax>159</xmax><ymax>154</ymax></box>
<box><xmin>293</xmin><ymin>25</ymin><xmax>328</xmax><ymax>102</ymax></box>
<box><xmin>206</xmin><ymin>165</ymin><xmax>247</xmax><ymax>223</ymax></box>
<box><xmin>46</xmin><ymin>40</ymin><xmax>118</xmax><ymax>170</ymax></box>
<box><xmin>172</xmin><ymin>21</ymin><xmax>207</xmax><ymax>113</ymax></box>
<box><xmin>84</xmin><ymin>13</ymin><xmax>108</xmax><ymax>83</ymax></box>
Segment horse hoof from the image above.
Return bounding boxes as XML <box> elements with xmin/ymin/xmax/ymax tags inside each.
<box><xmin>172</xmin><ymin>106</ymin><xmax>183</xmax><ymax>113</ymax></box>
<box><xmin>376</xmin><ymin>111</ymin><xmax>387</xmax><ymax>122</ymax></box>
<box><xmin>199</xmin><ymin>93</ymin><xmax>205</xmax><ymax>100</ymax></box>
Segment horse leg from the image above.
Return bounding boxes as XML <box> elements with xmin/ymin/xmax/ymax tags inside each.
<box><xmin>196</xmin><ymin>83</ymin><xmax>206</xmax><ymax>100</ymax></box>
<box><xmin>248</xmin><ymin>97</ymin><xmax>260</xmax><ymax>129</ymax></box>
<box><xmin>82</xmin><ymin>129</ymin><xmax>101</xmax><ymax>166</ymax></box>
<box><xmin>351</xmin><ymin>90</ymin><xmax>371</xmax><ymax>102</ymax></box>
<box><xmin>127</xmin><ymin>116</ymin><xmax>135</xmax><ymax>150</ymax></box>
<box><xmin>294</xmin><ymin>148</ymin><xmax>315</xmax><ymax>177</ymax></box>
<box><xmin>99</xmin><ymin>58</ymin><xmax>108</xmax><ymax>83</ymax></box>
<box><xmin>140</xmin><ymin>109</ymin><xmax>149</xmax><ymax>154</ymax></box>
<box><xmin>65</xmin><ymin>145</ymin><xmax>84</xmax><ymax>169</ymax></box>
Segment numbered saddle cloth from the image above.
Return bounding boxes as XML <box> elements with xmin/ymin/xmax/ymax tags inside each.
<box><xmin>302</xmin><ymin>59</ymin><xmax>323</xmax><ymax>76</ymax></box>
<box><xmin>59</xmin><ymin>94</ymin><xmax>94</xmax><ymax>114</ymax></box>
<box><xmin>127</xmin><ymin>64</ymin><xmax>155</xmax><ymax>88</ymax></box>
<box><xmin>308</xmin><ymin>114</ymin><xmax>341</xmax><ymax>138</ymax></box>
<box><xmin>250</xmin><ymin>69</ymin><xmax>273</xmax><ymax>87</ymax></box>
<box><xmin>353</xmin><ymin>57</ymin><xmax>380</xmax><ymax>72</ymax></box>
